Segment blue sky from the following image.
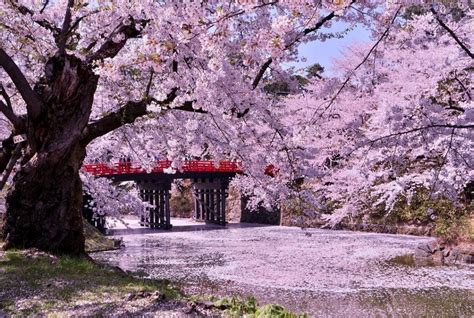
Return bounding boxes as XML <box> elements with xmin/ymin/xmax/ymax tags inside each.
<box><xmin>289</xmin><ymin>22</ymin><xmax>372</xmax><ymax>74</ymax></box>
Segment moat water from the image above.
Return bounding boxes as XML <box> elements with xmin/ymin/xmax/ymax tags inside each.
<box><xmin>93</xmin><ymin>218</ymin><xmax>474</xmax><ymax>317</ymax></box>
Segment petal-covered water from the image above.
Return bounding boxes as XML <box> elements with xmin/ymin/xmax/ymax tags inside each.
<box><xmin>93</xmin><ymin>218</ymin><xmax>474</xmax><ymax>316</ymax></box>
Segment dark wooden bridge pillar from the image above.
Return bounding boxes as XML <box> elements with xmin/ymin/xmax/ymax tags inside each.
<box><xmin>137</xmin><ymin>179</ymin><xmax>172</xmax><ymax>229</ymax></box>
<box><xmin>192</xmin><ymin>178</ymin><xmax>229</xmax><ymax>225</ymax></box>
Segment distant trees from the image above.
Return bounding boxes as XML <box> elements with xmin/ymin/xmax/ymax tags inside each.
<box><xmin>282</xmin><ymin>3</ymin><xmax>473</xmax><ymax>226</ymax></box>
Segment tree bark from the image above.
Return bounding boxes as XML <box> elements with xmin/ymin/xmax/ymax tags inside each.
<box><xmin>2</xmin><ymin>145</ymin><xmax>86</xmax><ymax>254</ymax></box>
<box><xmin>1</xmin><ymin>53</ymin><xmax>98</xmax><ymax>255</ymax></box>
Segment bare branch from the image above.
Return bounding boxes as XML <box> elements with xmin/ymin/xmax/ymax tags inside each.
<box><xmin>58</xmin><ymin>0</ymin><xmax>75</xmax><ymax>55</ymax></box>
<box><xmin>454</xmin><ymin>76</ymin><xmax>472</xmax><ymax>100</ymax></box>
<box><xmin>0</xmin><ymin>84</ymin><xmax>12</xmax><ymax>110</ymax></box>
<box><xmin>0</xmin><ymin>143</ymin><xmax>22</xmax><ymax>191</ymax></box>
<box><xmin>0</xmin><ymin>48</ymin><xmax>43</xmax><ymax>119</ymax></box>
<box><xmin>170</xmin><ymin>101</ymin><xmax>204</xmax><ymax>113</ymax></box>
<box><xmin>151</xmin><ymin>88</ymin><xmax>206</xmax><ymax>114</ymax></box>
<box><xmin>81</xmin><ymin>88</ymin><xmax>208</xmax><ymax>144</ymax></box>
<box><xmin>40</xmin><ymin>0</ymin><xmax>50</xmax><ymax>14</ymax></box>
<box><xmin>252</xmin><ymin>58</ymin><xmax>273</xmax><ymax>89</ymax></box>
<box><xmin>431</xmin><ymin>7</ymin><xmax>473</xmax><ymax>59</ymax></box>
<box><xmin>66</xmin><ymin>9</ymin><xmax>100</xmax><ymax>39</ymax></box>
<box><xmin>145</xmin><ymin>69</ymin><xmax>154</xmax><ymax>98</ymax></box>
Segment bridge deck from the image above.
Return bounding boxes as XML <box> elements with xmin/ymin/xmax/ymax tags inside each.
<box><xmin>83</xmin><ymin>160</ymin><xmax>242</xmax><ymax>180</ymax></box>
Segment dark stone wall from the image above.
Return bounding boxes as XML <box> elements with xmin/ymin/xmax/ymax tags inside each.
<box><xmin>240</xmin><ymin>196</ymin><xmax>281</xmax><ymax>225</ymax></box>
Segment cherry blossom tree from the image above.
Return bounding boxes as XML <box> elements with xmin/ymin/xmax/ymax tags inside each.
<box><xmin>282</xmin><ymin>3</ymin><xmax>473</xmax><ymax>226</ymax></box>
<box><xmin>0</xmin><ymin>0</ymin><xmax>380</xmax><ymax>255</ymax></box>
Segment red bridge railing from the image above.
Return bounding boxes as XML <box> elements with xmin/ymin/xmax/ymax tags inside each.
<box><xmin>82</xmin><ymin>160</ymin><xmax>243</xmax><ymax>177</ymax></box>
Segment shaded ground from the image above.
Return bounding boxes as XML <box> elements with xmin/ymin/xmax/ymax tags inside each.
<box><xmin>94</xmin><ymin>217</ymin><xmax>474</xmax><ymax>317</ymax></box>
<box><xmin>0</xmin><ymin>248</ymin><xmax>194</xmax><ymax>316</ymax></box>
<box><xmin>0</xmin><ymin>244</ymin><xmax>302</xmax><ymax>316</ymax></box>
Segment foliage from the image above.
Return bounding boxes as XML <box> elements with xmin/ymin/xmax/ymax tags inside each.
<box><xmin>280</xmin><ymin>5</ymin><xmax>473</xmax><ymax>231</ymax></box>
<box><xmin>214</xmin><ymin>296</ymin><xmax>306</xmax><ymax>318</ymax></box>
<box><xmin>82</xmin><ymin>218</ymin><xmax>117</xmax><ymax>252</ymax></box>
<box><xmin>169</xmin><ymin>180</ymin><xmax>194</xmax><ymax>218</ymax></box>
<box><xmin>306</xmin><ymin>63</ymin><xmax>324</xmax><ymax>78</ymax></box>
<box><xmin>387</xmin><ymin>188</ymin><xmax>472</xmax><ymax>241</ymax></box>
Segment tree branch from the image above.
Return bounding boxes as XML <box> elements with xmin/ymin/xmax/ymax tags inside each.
<box><xmin>170</xmin><ymin>101</ymin><xmax>205</xmax><ymax>113</ymax></box>
<box><xmin>431</xmin><ymin>7</ymin><xmax>474</xmax><ymax>59</ymax></box>
<box><xmin>81</xmin><ymin>88</ymin><xmax>209</xmax><ymax>145</ymax></box>
<box><xmin>81</xmin><ymin>99</ymin><xmax>148</xmax><ymax>145</ymax></box>
<box><xmin>310</xmin><ymin>6</ymin><xmax>401</xmax><ymax>124</ymax></box>
<box><xmin>86</xmin><ymin>17</ymin><xmax>148</xmax><ymax>63</ymax></box>
<box><xmin>0</xmin><ymin>84</ymin><xmax>12</xmax><ymax>110</ymax></box>
<box><xmin>40</xmin><ymin>0</ymin><xmax>50</xmax><ymax>14</ymax></box>
<box><xmin>252</xmin><ymin>10</ymin><xmax>337</xmax><ymax>90</ymax></box>
<box><xmin>0</xmin><ymin>134</ymin><xmax>16</xmax><ymax>175</ymax></box>
<box><xmin>368</xmin><ymin>123</ymin><xmax>474</xmax><ymax>144</ymax></box>
<box><xmin>58</xmin><ymin>0</ymin><xmax>75</xmax><ymax>55</ymax></box>
<box><xmin>0</xmin><ymin>100</ymin><xmax>22</xmax><ymax>130</ymax></box>
<box><xmin>0</xmin><ymin>48</ymin><xmax>43</xmax><ymax>119</ymax></box>
<box><xmin>252</xmin><ymin>58</ymin><xmax>273</xmax><ymax>89</ymax></box>
<box><xmin>145</xmin><ymin>69</ymin><xmax>154</xmax><ymax>98</ymax></box>
<box><xmin>0</xmin><ymin>143</ymin><xmax>22</xmax><ymax>191</ymax></box>
<box><xmin>8</xmin><ymin>0</ymin><xmax>61</xmax><ymax>40</ymax></box>
<box><xmin>66</xmin><ymin>9</ymin><xmax>100</xmax><ymax>39</ymax></box>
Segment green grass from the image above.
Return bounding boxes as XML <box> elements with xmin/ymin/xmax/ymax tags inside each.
<box><xmin>83</xmin><ymin>219</ymin><xmax>118</xmax><ymax>252</ymax></box>
<box><xmin>0</xmin><ymin>250</ymin><xmax>180</xmax><ymax>315</ymax></box>
<box><xmin>216</xmin><ymin>296</ymin><xmax>307</xmax><ymax>317</ymax></box>
<box><xmin>0</xmin><ymin>250</ymin><xmax>305</xmax><ymax>316</ymax></box>
<box><xmin>187</xmin><ymin>295</ymin><xmax>306</xmax><ymax>317</ymax></box>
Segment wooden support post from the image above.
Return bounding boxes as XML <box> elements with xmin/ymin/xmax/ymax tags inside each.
<box><xmin>158</xmin><ymin>189</ymin><xmax>164</xmax><ymax>228</ymax></box>
<box><xmin>209</xmin><ymin>187</ymin><xmax>215</xmax><ymax>222</ymax></box>
<box><xmin>191</xmin><ymin>177</ymin><xmax>230</xmax><ymax>226</ymax></box>
<box><xmin>137</xmin><ymin>179</ymin><xmax>171</xmax><ymax>229</ymax></box>
<box><xmin>164</xmin><ymin>189</ymin><xmax>171</xmax><ymax>229</ymax></box>
<box><xmin>201</xmin><ymin>187</ymin><xmax>206</xmax><ymax>221</ymax></box>
<box><xmin>194</xmin><ymin>187</ymin><xmax>201</xmax><ymax>220</ymax></box>
<box><xmin>214</xmin><ymin>189</ymin><xmax>220</xmax><ymax>224</ymax></box>
<box><xmin>149</xmin><ymin>189</ymin><xmax>155</xmax><ymax>228</ymax></box>
<box><xmin>220</xmin><ymin>188</ymin><xmax>227</xmax><ymax>225</ymax></box>
<box><xmin>138</xmin><ymin>187</ymin><xmax>145</xmax><ymax>226</ymax></box>
<box><xmin>145</xmin><ymin>188</ymin><xmax>150</xmax><ymax>226</ymax></box>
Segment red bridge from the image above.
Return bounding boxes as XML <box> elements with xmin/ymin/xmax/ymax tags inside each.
<box><xmin>82</xmin><ymin>160</ymin><xmax>243</xmax><ymax>232</ymax></box>
<box><xmin>82</xmin><ymin>160</ymin><xmax>243</xmax><ymax>177</ymax></box>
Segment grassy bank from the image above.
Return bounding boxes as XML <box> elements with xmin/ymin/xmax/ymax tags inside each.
<box><xmin>0</xmin><ymin>247</ymin><xmax>305</xmax><ymax>317</ymax></box>
<box><xmin>0</xmin><ymin>248</ymin><xmax>183</xmax><ymax>316</ymax></box>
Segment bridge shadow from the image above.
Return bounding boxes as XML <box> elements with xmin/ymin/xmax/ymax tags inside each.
<box><xmin>106</xmin><ymin>220</ymin><xmax>275</xmax><ymax>236</ymax></box>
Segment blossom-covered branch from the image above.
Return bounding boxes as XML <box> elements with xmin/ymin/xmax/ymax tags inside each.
<box><xmin>430</xmin><ymin>7</ymin><xmax>473</xmax><ymax>59</ymax></box>
<box><xmin>86</xmin><ymin>17</ymin><xmax>148</xmax><ymax>63</ymax></box>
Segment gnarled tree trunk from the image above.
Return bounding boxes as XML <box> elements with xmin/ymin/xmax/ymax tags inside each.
<box><xmin>1</xmin><ymin>54</ymin><xmax>98</xmax><ymax>255</ymax></box>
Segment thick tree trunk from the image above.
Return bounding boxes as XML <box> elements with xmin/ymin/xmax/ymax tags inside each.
<box><xmin>2</xmin><ymin>145</ymin><xmax>86</xmax><ymax>255</ymax></box>
<box><xmin>1</xmin><ymin>54</ymin><xmax>98</xmax><ymax>255</ymax></box>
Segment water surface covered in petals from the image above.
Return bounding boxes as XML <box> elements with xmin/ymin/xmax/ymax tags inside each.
<box><xmin>93</xmin><ymin>218</ymin><xmax>474</xmax><ymax>316</ymax></box>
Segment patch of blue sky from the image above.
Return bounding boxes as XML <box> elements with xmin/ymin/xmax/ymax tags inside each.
<box><xmin>287</xmin><ymin>21</ymin><xmax>372</xmax><ymax>75</ymax></box>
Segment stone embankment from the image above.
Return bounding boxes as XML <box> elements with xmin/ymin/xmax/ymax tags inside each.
<box><xmin>414</xmin><ymin>240</ymin><xmax>474</xmax><ymax>265</ymax></box>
